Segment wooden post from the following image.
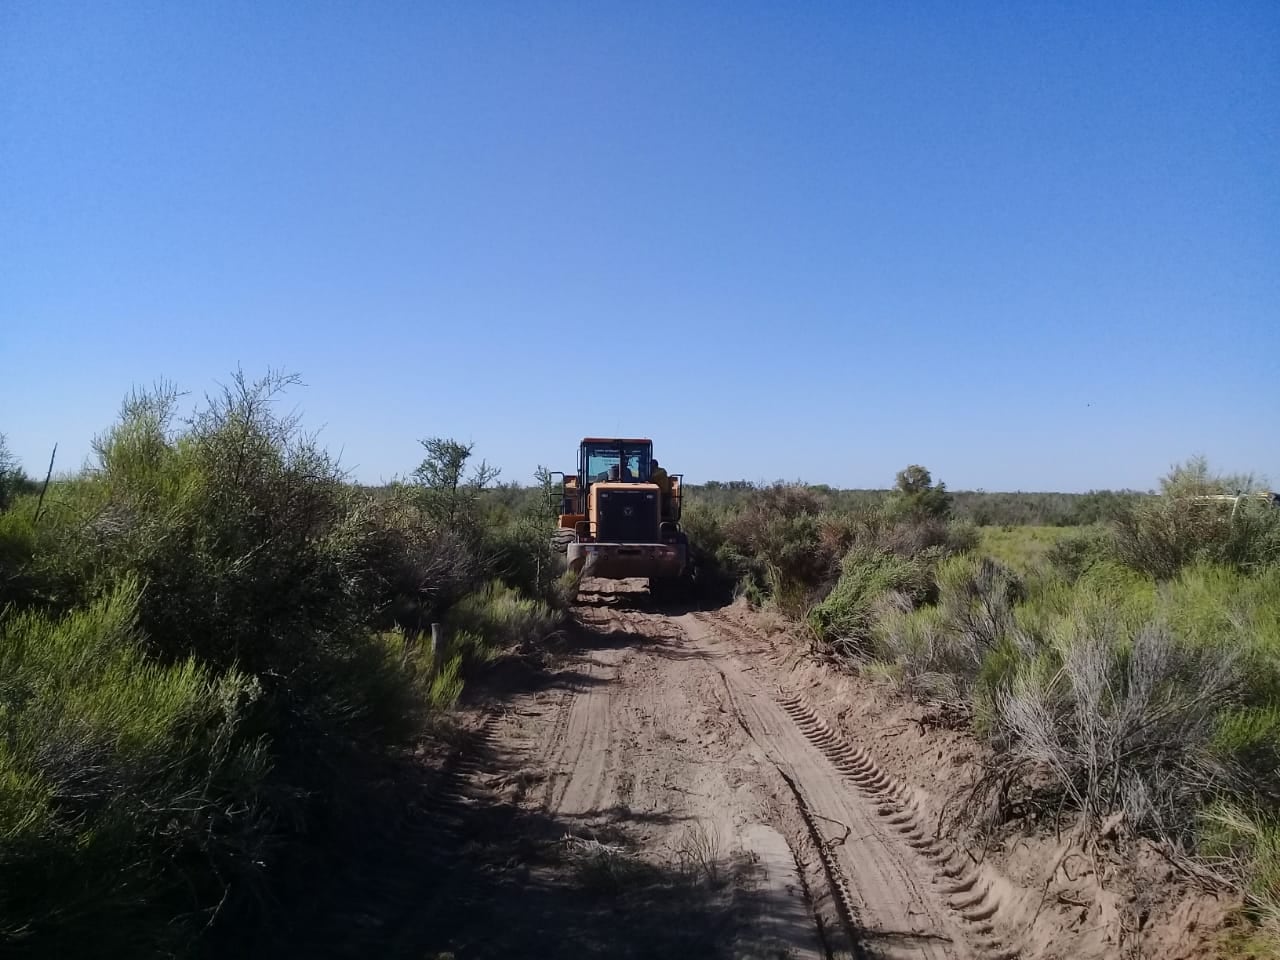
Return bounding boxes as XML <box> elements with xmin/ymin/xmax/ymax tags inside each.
<box><xmin>430</xmin><ymin>622</ymin><xmax>444</xmax><ymax>674</ymax></box>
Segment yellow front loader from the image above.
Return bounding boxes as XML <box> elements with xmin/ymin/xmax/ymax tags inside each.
<box><xmin>549</xmin><ymin>438</ymin><xmax>690</xmax><ymax>593</ymax></box>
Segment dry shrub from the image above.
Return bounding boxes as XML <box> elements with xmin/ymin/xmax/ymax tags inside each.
<box><xmin>985</xmin><ymin>620</ymin><xmax>1241</xmax><ymax>842</ymax></box>
<box><xmin>878</xmin><ymin>518</ymin><xmax>977</xmax><ymax>558</ymax></box>
<box><xmin>359</xmin><ymin>492</ymin><xmax>487</xmax><ymax>631</ymax></box>
<box><xmin>673</xmin><ymin>820</ymin><xmax>725</xmax><ymax>886</ymax></box>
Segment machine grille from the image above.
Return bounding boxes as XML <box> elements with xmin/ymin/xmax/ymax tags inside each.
<box><xmin>596</xmin><ymin>488</ymin><xmax>658</xmax><ymax>543</ymax></box>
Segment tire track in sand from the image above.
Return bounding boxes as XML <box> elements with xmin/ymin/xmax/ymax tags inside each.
<box><xmin>499</xmin><ymin>587</ymin><xmax>975</xmax><ymax>959</ymax></box>
<box><xmin>540</xmin><ymin>644</ymin><xmax>621</xmax><ymax>819</ymax></box>
<box><xmin>681</xmin><ymin>613</ymin><xmax>972</xmax><ymax>960</ymax></box>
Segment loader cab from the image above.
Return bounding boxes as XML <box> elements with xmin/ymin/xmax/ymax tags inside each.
<box><xmin>580</xmin><ymin>439</ymin><xmax>652</xmax><ymax>487</ymax></box>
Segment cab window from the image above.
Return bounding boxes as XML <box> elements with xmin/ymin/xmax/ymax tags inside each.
<box><xmin>583</xmin><ymin>443</ymin><xmax>651</xmax><ymax>483</ymax></box>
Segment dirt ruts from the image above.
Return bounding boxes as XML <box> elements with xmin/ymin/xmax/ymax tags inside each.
<box><xmin>420</xmin><ymin>580</ymin><xmax>1052</xmax><ymax>958</ymax></box>
<box><xmin>414</xmin><ymin>583</ymin><xmax>1232</xmax><ymax>959</ymax></box>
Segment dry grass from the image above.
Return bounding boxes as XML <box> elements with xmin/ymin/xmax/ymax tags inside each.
<box><xmin>672</xmin><ymin>820</ymin><xmax>726</xmax><ymax>887</ymax></box>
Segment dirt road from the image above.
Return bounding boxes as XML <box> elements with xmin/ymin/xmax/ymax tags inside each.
<box><xmin>422</xmin><ymin>580</ymin><xmax>1025</xmax><ymax>959</ymax></box>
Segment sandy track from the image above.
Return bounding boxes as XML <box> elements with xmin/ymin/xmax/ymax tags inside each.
<box><xmin>478</xmin><ymin>581</ymin><xmax>1004</xmax><ymax>959</ymax></box>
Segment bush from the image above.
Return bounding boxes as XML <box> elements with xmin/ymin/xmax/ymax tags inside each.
<box><xmin>1112</xmin><ymin>495</ymin><xmax>1280</xmax><ymax>580</ymax></box>
<box><xmin>879</xmin><ymin>517</ymin><xmax>976</xmax><ymax>557</ymax></box>
<box><xmin>26</xmin><ymin>379</ymin><xmax>432</xmax><ymax>812</ymax></box>
<box><xmin>701</xmin><ymin>477</ymin><xmax>973</xmax><ymax>615</ymax></box>
<box><xmin>721</xmin><ymin>496</ymin><xmax>837</xmax><ymax>614</ymax></box>
<box><xmin>1110</xmin><ymin>459</ymin><xmax>1280</xmax><ymax>580</ymax></box>
<box><xmin>680</xmin><ymin>501</ymin><xmax>728</xmax><ymax>558</ymax></box>
<box><xmin>0</xmin><ymin>374</ymin><xmax>565</xmax><ymax>957</ymax></box>
<box><xmin>356</xmin><ymin>489</ymin><xmax>488</xmax><ymax>632</ymax></box>
<box><xmin>883</xmin><ymin>465</ymin><xmax>952</xmax><ymax>523</ymax></box>
<box><xmin>868</xmin><ymin>555</ymin><xmax>1026</xmax><ymax>705</ymax></box>
<box><xmin>446</xmin><ymin>580</ymin><xmax>562</xmax><ymax>663</ymax></box>
<box><xmin>485</xmin><ymin>514</ymin><xmax>562</xmax><ymax>604</ymax></box>
<box><xmin>1044</xmin><ymin>526</ymin><xmax>1110</xmax><ymax>580</ymax></box>
<box><xmin>809</xmin><ymin>546</ymin><xmax>937</xmax><ymax>654</ymax></box>
<box><xmin>987</xmin><ymin>618</ymin><xmax>1241</xmax><ymax>841</ymax></box>
<box><xmin>0</xmin><ymin>581</ymin><xmax>267</xmax><ymax>958</ymax></box>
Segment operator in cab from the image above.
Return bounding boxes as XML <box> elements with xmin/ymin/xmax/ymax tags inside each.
<box><xmin>650</xmin><ymin>458</ymin><xmax>672</xmax><ymax>518</ymax></box>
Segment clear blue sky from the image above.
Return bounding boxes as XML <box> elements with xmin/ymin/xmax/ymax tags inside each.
<box><xmin>2</xmin><ymin>2</ymin><xmax>1276</xmax><ymax>491</ymax></box>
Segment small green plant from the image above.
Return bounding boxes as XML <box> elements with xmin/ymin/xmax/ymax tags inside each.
<box><xmin>1201</xmin><ymin>804</ymin><xmax>1280</xmax><ymax>936</ymax></box>
<box><xmin>561</xmin><ymin>834</ymin><xmax>643</xmax><ymax>895</ymax></box>
<box><xmin>446</xmin><ymin>580</ymin><xmax>561</xmax><ymax>659</ymax></box>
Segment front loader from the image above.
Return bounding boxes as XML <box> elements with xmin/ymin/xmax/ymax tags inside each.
<box><xmin>549</xmin><ymin>438</ymin><xmax>691</xmax><ymax>596</ymax></box>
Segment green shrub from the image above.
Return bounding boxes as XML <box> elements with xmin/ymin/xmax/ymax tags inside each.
<box><xmin>485</xmin><ymin>514</ymin><xmax>561</xmax><ymax>603</ymax></box>
<box><xmin>680</xmin><ymin>502</ymin><xmax>726</xmax><ymax>554</ymax></box>
<box><xmin>1200</xmin><ymin>804</ymin><xmax>1280</xmax><ymax>937</ymax></box>
<box><xmin>1043</xmin><ymin>526</ymin><xmax>1110</xmax><ymax>580</ymax></box>
<box><xmin>379</xmin><ymin>627</ymin><xmax>468</xmax><ymax>710</ymax></box>
<box><xmin>726</xmin><ymin>511</ymin><xmax>831</xmax><ymax>614</ymax></box>
<box><xmin>809</xmin><ymin>546</ymin><xmax>936</xmax><ymax>651</ymax></box>
<box><xmin>1165</xmin><ymin>564</ymin><xmax>1280</xmax><ymax>655</ymax></box>
<box><xmin>866</xmin><ymin>555</ymin><xmax>1029</xmax><ymax>705</ymax></box>
<box><xmin>0</xmin><ymin>499</ymin><xmax>41</xmax><ymax>610</ymax></box>
<box><xmin>0</xmin><ymin>580</ymin><xmax>266</xmax><ymax>958</ymax></box>
<box><xmin>688</xmin><ymin>476</ymin><xmax>975</xmax><ymax>612</ymax></box>
<box><xmin>883</xmin><ymin>465</ymin><xmax>952</xmax><ymax>522</ymax></box>
<box><xmin>1164</xmin><ymin>566</ymin><xmax>1280</xmax><ymax>780</ymax></box>
<box><xmin>0</xmin><ymin>375</ymin><xmax>518</xmax><ymax>955</ymax></box>
<box><xmin>1112</xmin><ymin>495</ymin><xmax>1280</xmax><ymax>580</ymax></box>
<box><xmin>446</xmin><ymin>580</ymin><xmax>561</xmax><ymax>662</ymax></box>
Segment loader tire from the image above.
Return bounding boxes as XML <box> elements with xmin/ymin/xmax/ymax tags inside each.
<box><xmin>551</xmin><ymin>528</ymin><xmax>576</xmax><ymax>554</ymax></box>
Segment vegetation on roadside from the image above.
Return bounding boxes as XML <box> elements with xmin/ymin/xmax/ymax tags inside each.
<box><xmin>0</xmin><ymin>373</ymin><xmax>565</xmax><ymax>959</ymax></box>
<box><xmin>684</xmin><ymin>457</ymin><xmax>1280</xmax><ymax>948</ymax></box>
<box><xmin>5</xmin><ymin>385</ymin><xmax>1276</xmax><ymax>955</ymax></box>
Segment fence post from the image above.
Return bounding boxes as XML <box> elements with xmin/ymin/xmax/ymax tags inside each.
<box><xmin>430</xmin><ymin>622</ymin><xmax>445</xmax><ymax>674</ymax></box>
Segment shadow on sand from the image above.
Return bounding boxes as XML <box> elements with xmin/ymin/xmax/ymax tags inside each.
<box><xmin>221</xmin><ymin>588</ymin><xmax>831</xmax><ymax>959</ymax></box>
<box><xmin>226</xmin><ymin>696</ymin><xmax>823</xmax><ymax>960</ymax></box>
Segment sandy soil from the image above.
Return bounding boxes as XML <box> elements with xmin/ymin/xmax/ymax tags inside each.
<box><xmin>413</xmin><ymin>582</ymin><xmax>1235</xmax><ymax>960</ymax></box>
